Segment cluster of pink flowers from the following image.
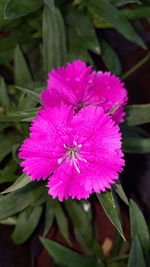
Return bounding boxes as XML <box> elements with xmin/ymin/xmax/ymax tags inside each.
<box><xmin>19</xmin><ymin>60</ymin><xmax>127</xmax><ymax>201</ymax></box>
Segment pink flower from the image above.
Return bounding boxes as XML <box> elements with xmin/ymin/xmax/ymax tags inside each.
<box><xmin>19</xmin><ymin>105</ymin><xmax>124</xmax><ymax>201</ymax></box>
<box><xmin>41</xmin><ymin>60</ymin><xmax>127</xmax><ymax>123</ymax></box>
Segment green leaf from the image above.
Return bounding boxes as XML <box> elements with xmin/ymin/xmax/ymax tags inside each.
<box><xmin>65</xmin><ymin>6</ymin><xmax>100</xmax><ymax>55</ymax></box>
<box><xmin>43</xmin><ymin>0</ymin><xmax>55</xmax><ymax>11</ymax></box>
<box><xmin>0</xmin><ymin>0</ymin><xmax>8</xmax><ymax>18</ymax></box>
<box><xmin>130</xmin><ymin>200</ymin><xmax>149</xmax><ymax>255</ymax></box>
<box><xmin>113</xmin><ymin>0</ymin><xmax>141</xmax><ymax>7</ymax></box>
<box><xmin>0</xmin><ymin>133</ymin><xmax>19</xmax><ymax>162</ymax></box>
<box><xmin>31</xmin><ymin>190</ymin><xmax>48</xmax><ymax>206</ymax></box>
<box><xmin>0</xmin><ymin>183</ymin><xmax>46</xmax><ymax>220</ymax></box>
<box><xmin>0</xmin><ymin>38</ymin><xmax>38</xmax><ymax>65</ymax></box>
<box><xmin>5</xmin><ymin>0</ymin><xmax>42</xmax><ymax>19</ymax></box>
<box><xmin>43</xmin><ymin>198</ymin><xmax>54</xmax><ymax>237</ymax></box>
<box><xmin>128</xmin><ymin>236</ymin><xmax>146</xmax><ymax>267</ymax></box>
<box><xmin>0</xmin><ymin>108</ymin><xmax>38</xmax><ymax>122</ymax></box>
<box><xmin>43</xmin><ymin>6</ymin><xmax>67</xmax><ymax>75</ymax></box>
<box><xmin>97</xmin><ymin>191</ymin><xmax>125</xmax><ymax>240</ymax></box>
<box><xmin>40</xmin><ymin>238</ymin><xmax>104</xmax><ymax>267</ymax></box>
<box><xmin>0</xmin><ymin>17</ymin><xmax>20</xmax><ymax>31</ymax></box>
<box><xmin>125</xmin><ymin>104</ymin><xmax>150</xmax><ymax>126</ymax></box>
<box><xmin>14</xmin><ymin>45</ymin><xmax>32</xmax><ymax>86</ymax></box>
<box><xmin>1</xmin><ymin>174</ymin><xmax>31</xmax><ymax>194</ymax></box>
<box><xmin>67</xmin><ymin>28</ymin><xmax>92</xmax><ymax>63</ymax></box>
<box><xmin>65</xmin><ymin>200</ymin><xmax>102</xmax><ymax>257</ymax></box>
<box><xmin>0</xmin><ymin>216</ymin><xmax>17</xmax><ymax>226</ymax></box>
<box><xmin>0</xmin><ymin>31</ymin><xmax>33</xmax><ymax>53</ymax></box>
<box><xmin>87</xmin><ymin>0</ymin><xmax>145</xmax><ymax>48</ymax></box>
<box><xmin>123</xmin><ymin>7</ymin><xmax>150</xmax><ymax>20</ymax></box>
<box><xmin>53</xmin><ymin>200</ymin><xmax>70</xmax><ymax>244</ymax></box>
<box><xmin>16</xmin><ymin>86</ymin><xmax>41</xmax><ymax>103</ymax></box>
<box><xmin>91</xmin><ymin>13</ymin><xmax>112</xmax><ymax>29</ymax></box>
<box><xmin>100</xmin><ymin>40</ymin><xmax>122</xmax><ymax>76</ymax></box>
<box><xmin>0</xmin><ymin>77</ymin><xmax>10</xmax><ymax>112</ymax></box>
<box><xmin>0</xmin><ymin>159</ymin><xmax>18</xmax><ymax>184</ymax></box>
<box><xmin>12</xmin><ymin>205</ymin><xmax>42</xmax><ymax>244</ymax></box>
<box><xmin>113</xmin><ymin>183</ymin><xmax>129</xmax><ymax>205</ymax></box>
<box><xmin>123</xmin><ymin>134</ymin><xmax>150</xmax><ymax>154</ymax></box>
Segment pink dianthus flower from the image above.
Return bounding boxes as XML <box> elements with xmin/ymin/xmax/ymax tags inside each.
<box><xmin>41</xmin><ymin>60</ymin><xmax>127</xmax><ymax>123</ymax></box>
<box><xmin>19</xmin><ymin>105</ymin><xmax>124</xmax><ymax>201</ymax></box>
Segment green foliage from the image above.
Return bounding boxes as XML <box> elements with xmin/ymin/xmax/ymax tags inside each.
<box><xmin>14</xmin><ymin>45</ymin><xmax>32</xmax><ymax>86</ymax></box>
<box><xmin>65</xmin><ymin>200</ymin><xmax>102</xmax><ymax>257</ymax></box>
<box><xmin>113</xmin><ymin>183</ymin><xmax>129</xmax><ymax>206</ymax></box>
<box><xmin>125</xmin><ymin>104</ymin><xmax>150</xmax><ymax>126</ymax></box>
<box><xmin>100</xmin><ymin>40</ymin><xmax>122</xmax><ymax>76</ymax></box>
<box><xmin>5</xmin><ymin>0</ymin><xmax>42</xmax><ymax>19</ymax></box>
<box><xmin>1</xmin><ymin>174</ymin><xmax>31</xmax><ymax>194</ymax></box>
<box><xmin>0</xmin><ymin>0</ymin><xmax>150</xmax><ymax>266</ymax></box>
<box><xmin>127</xmin><ymin>237</ymin><xmax>146</xmax><ymax>267</ymax></box>
<box><xmin>40</xmin><ymin>238</ymin><xmax>104</xmax><ymax>267</ymax></box>
<box><xmin>43</xmin><ymin>198</ymin><xmax>55</xmax><ymax>236</ymax></box>
<box><xmin>87</xmin><ymin>0</ymin><xmax>146</xmax><ymax>48</ymax></box>
<box><xmin>43</xmin><ymin>5</ymin><xmax>67</xmax><ymax>74</ymax></box>
<box><xmin>11</xmin><ymin>205</ymin><xmax>42</xmax><ymax>244</ymax></box>
<box><xmin>130</xmin><ymin>200</ymin><xmax>150</xmax><ymax>255</ymax></box>
<box><xmin>122</xmin><ymin>126</ymin><xmax>150</xmax><ymax>154</ymax></box>
<box><xmin>97</xmin><ymin>191</ymin><xmax>125</xmax><ymax>240</ymax></box>
<box><xmin>0</xmin><ymin>183</ymin><xmax>46</xmax><ymax>220</ymax></box>
<box><xmin>52</xmin><ymin>199</ymin><xmax>70</xmax><ymax>244</ymax></box>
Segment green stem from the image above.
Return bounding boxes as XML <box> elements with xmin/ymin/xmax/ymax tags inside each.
<box><xmin>121</xmin><ymin>52</ymin><xmax>150</xmax><ymax>81</ymax></box>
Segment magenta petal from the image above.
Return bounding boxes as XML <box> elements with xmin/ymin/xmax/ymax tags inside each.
<box><xmin>93</xmin><ymin>71</ymin><xmax>128</xmax><ymax>123</ymax></box>
<box><xmin>19</xmin><ymin>105</ymin><xmax>124</xmax><ymax>201</ymax></box>
<box><xmin>47</xmin><ymin>162</ymin><xmax>90</xmax><ymax>201</ymax></box>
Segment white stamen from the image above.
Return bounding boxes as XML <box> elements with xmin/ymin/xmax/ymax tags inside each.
<box><xmin>57</xmin><ymin>142</ymin><xmax>87</xmax><ymax>173</ymax></box>
<box><xmin>71</xmin><ymin>158</ymin><xmax>81</xmax><ymax>173</ymax></box>
<box><xmin>58</xmin><ymin>152</ymin><xmax>68</xmax><ymax>164</ymax></box>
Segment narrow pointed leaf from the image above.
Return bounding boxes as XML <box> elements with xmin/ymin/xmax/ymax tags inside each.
<box><xmin>123</xmin><ymin>7</ymin><xmax>150</xmax><ymax>20</ymax></box>
<box><xmin>5</xmin><ymin>0</ymin><xmax>42</xmax><ymax>19</ymax></box>
<box><xmin>53</xmin><ymin>200</ymin><xmax>70</xmax><ymax>244</ymax></box>
<box><xmin>97</xmin><ymin>191</ymin><xmax>125</xmax><ymax>240</ymax></box>
<box><xmin>12</xmin><ymin>205</ymin><xmax>42</xmax><ymax>244</ymax></box>
<box><xmin>87</xmin><ymin>0</ymin><xmax>145</xmax><ymax>48</ymax></box>
<box><xmin>128</xmin><ymin>236</ymin><xmax>146</xmax><ymax>267</ymax></box>
<box><xmin>43</xmin><ymin>198</ymin><xmax>54</xmax><ymax>237</ymax></box>
<box><xmin>40</xmin><ymin>238</ymin><xmax>104</xmax><ymax>267</ymax></box>
<box><xmin>0</xmin><ymin>133</ymin><xmax>19</xmax><ymax>162</ymax></box>
<box><xmin>113</xmin><ymin>183</ymin><xmax>129</xmax><ymax>205</ymax></box>
<box><xmin>66</xmin><ymin>7</ymin><xmax>100</xmax><ymax>55</ymax></box>
<box><xmin>0</xmin><ymin>183</ymin><xmax>45</xmax><ymax>220</ymax></box>
<box><xmin>15</xmin><ymin>86</ymin><xmax>41</xmax><ymax>103</ymax></box>
<box><xmin>0</xmin><ymin>216</ymin><xmax>17</xmax><ymax>226</ymax></box>
<box><xmin>43</xmin><ymin>0</ymin><xmax>55</xmax><ymax>11</ymax></box>
<box><xmin>100</xmin><ymin>40</ymin><xmax>121</xmax><ymax>76</ymax></box>
<box><xmin>43</xmin><ymin>6</ymin><xmax>67</xmax><ymax>75</ymax></box>
<box><xmin>130</xmin><ymin>200</ymin><xmax>150</xmax><ymax>255</ymax></box>
<box><xmin>123</xmin><ymin>135</ymin><xmax>150</xmax><ymax>154</ymax></box>
<box><xmin>0</xmin><ymin>108</ymin><xmax>38</xmax><ymax>122</ymax></box>
<box><xmin>1</xmin><ymin>174</ymin><xmax>31</xmax><ymax>194</ymax></box>
<box><xmin>125</xmin><ymin>104</ymin><xmax>150</xmax><ymax>126</ymax></box>
<box><xmin>0</xmin><ymin>77</ymin><xmax>10</xmax><ymax>112</ymax></box>
<box><xmin>65</xmin><ymin>200</ymin><xmax>102</xmax><ymax>257</ymax></box>
<box><xmin>14</xmin><ymin>45</ymin><xmax>32</xmax><ymax>86</ymax></box>
<box><xmin>113</xmin><ymin>0</ymin><xmax>141</xmax><ymax>7</ymax></box>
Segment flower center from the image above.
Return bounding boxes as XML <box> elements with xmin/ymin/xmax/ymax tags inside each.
<box><xmin>58</xmin><ymin>141</ymin><xmax>87</xmax><ymax>173</ymax></box>
<box><xmin>74</xmin><ymin>98</ymin><xmax>106</xmax><ymax>113</ymax></box>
